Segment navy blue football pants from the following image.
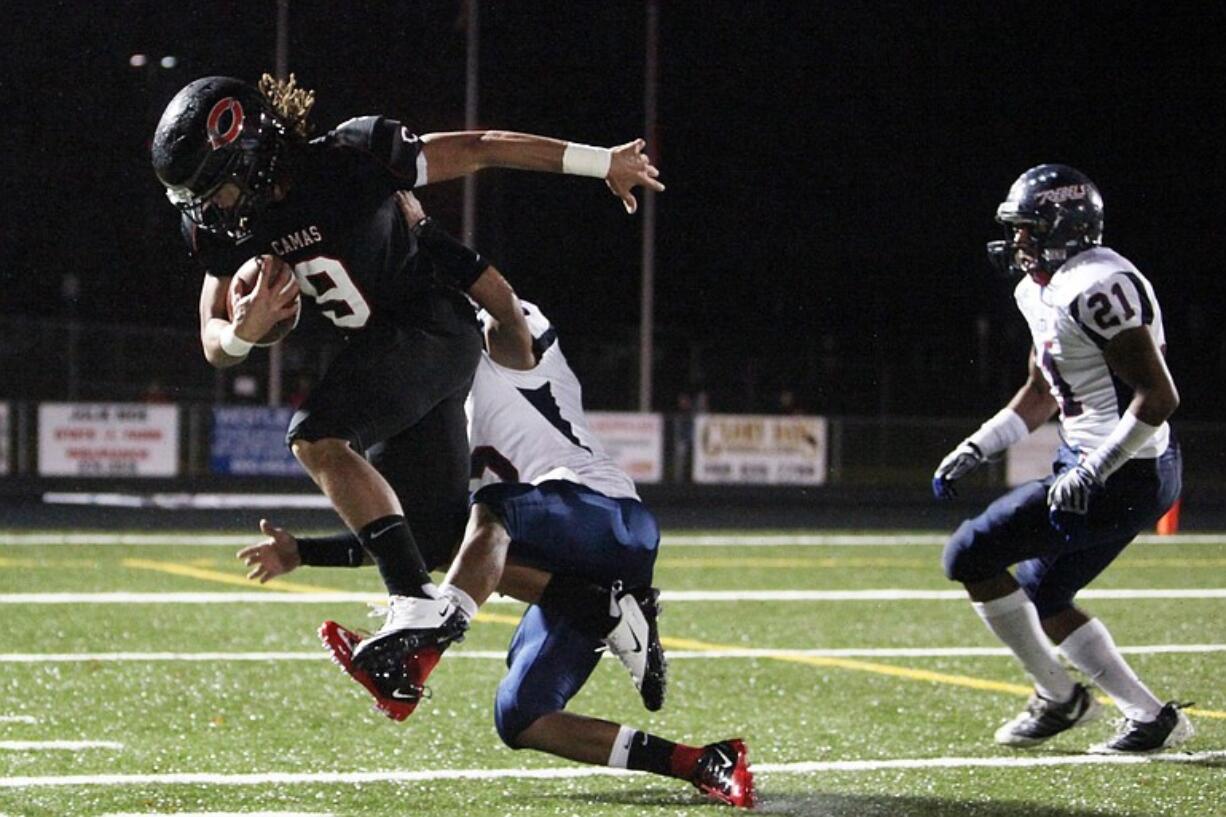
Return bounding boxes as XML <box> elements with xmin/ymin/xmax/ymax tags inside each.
<box><xmin>473</xmin><ymin>480</ymin><xmax>660</xmax><ymax>746</ymax></box>
<box><xmin>943</xmin><ymin>440</ymin><xmax>1181</xmax><ymax>619</ymax></box>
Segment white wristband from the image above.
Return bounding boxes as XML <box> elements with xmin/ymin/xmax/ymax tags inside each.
<box><xmin>1082</xmin><ymin>412</ymin><xmax>1161</xmax><ymax>481</ymax></box>
<box><xmin>966</xmin><ymin>408</ymin><xmax>1030</xmax><ymax>458</ymax></box>
<box><xmin>219</xmin><ymin>324</ymin><xmax>254</xmax><ymax>358</ymax></box>
<box><xmin>562</xmin><ymin>142</ymin><xmax>612</xmax><ymax>178</ymax></box>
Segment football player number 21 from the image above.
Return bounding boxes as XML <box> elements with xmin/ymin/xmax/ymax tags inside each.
<box><xmin>293</xmin><ymin>256</ymin><xmax>372</xmax><ymax>329</ymax></box>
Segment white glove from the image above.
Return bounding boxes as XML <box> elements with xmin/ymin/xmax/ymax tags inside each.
<box><xmin>932</xmin><ymin>441</ymin><xmax>986</xmax><ymax>499</ymax></box>
<box><xmin>1047</xmin><ymin>465</ymin><xmax>1104</xmax><ymax>515</ymax></box>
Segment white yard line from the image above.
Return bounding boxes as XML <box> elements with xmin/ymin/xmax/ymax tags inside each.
<box><xmin>0</xmin><ymin>716</ymin><xmax>37</xmax><ymax>723</ymax></box>
<box><xmin>3</xmin><ymin>531</ymin><xmax>1222</xmax><ymax>547</ymax></box>
<box><xmin>3</xmin><ymin>588</ymin><xmax>1225</xmax><ymax>604</ymax></box>
<box><xmin>4</xmin><ymin>751</ymin><xmax>1225</xmax><ymax>788</ymax></box>
<box><xmin>0</xmin><ymin>740</ymin><xmax>122</xmax><ymax>751</ymax></box>
<box><xmin>3</xmin><ymin>644</ymin><xmax>1224</xmax><ymax>664</ymax></box>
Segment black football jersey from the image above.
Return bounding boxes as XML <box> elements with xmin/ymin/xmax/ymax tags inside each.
<box><xmin>183</xmin><ymin>116</ymin><xmax>455</xmax><ymax>332</ymax></box>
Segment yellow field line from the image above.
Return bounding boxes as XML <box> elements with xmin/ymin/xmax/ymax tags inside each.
<box><xmin>123</xmin><ymin>558</ymin><xmax>340</xmax><ymax>594</ymax></box>
<box><xmin>121</xmin><ymin>559</ymin><xmax>522</xmax><ymax>626</ymax></box>
<box><xmin>122</xmin><ymin>557</ymin><xmax>1226</xmax><ymax>719</ymax></box>
<box><xmin>661</xmin><ymin>632</ymin><xmax>1226</xmax><ymax>720</ymax></box>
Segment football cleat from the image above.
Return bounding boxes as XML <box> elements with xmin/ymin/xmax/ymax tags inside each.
<box><xmin>689</xmin><ymin>739</ymin><xmax>755</xmax><ymax>809</ymax></box>
<box><xmin>351</xmin><ymin>594</ymin><xmax>468</xmax><ymax>667</ymax></box>
<box><xmin>995</xmin><ymin>683</ymin><xmax>1102</xmax><ymax>747</ymax></box>
<box><xmin>1089</xmin><ymin>702</ymin><xmax>1195</xmax><ymax>754</ymax></box>
<box><xmin>321</xmin><ymin>604</ymin><xmax>467</xmax><ymax>722</ymax></box>
<box><xmin>320</xmin><ymin>619</ymin><xmax>415</xmax><ymax>721</ymax></box>
<box><xmin>602</xmin><ymin>585</ymin><xmax>667</xmax><ymax>711</ymax></box>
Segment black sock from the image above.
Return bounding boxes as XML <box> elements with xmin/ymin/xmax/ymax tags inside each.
<box><xmin>626</xmin><ymin>731</ymin><xmax>680</xmax><ymax>777</ymax></box>
<box><xmin>297</xmin><ymin>532</ymin><xmax>365</xmax><ymax>567</ymax></box>
<box><xmin>538</xmin><ymin>574</ymin><xmax>619</xmax><ymax>639</ymax></box>
<box><xmin>357</xmin><ymin>515</ymin><xmax>432</xmax><ymax>597</ymax></box>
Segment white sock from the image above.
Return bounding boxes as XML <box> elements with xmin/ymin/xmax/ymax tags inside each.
<box><xmin>972</xmin><ymin>589</ymin><xmax>1075</xmax><ymax>702</ymax></box>
<box><xmin>1058</xmin><ymin>618</ymin><xmax>1162</xmax><ymax>722</ymax></box>
<box><xmin>439</xmin><ymin>583</ymin><xmax>478</xmax><ymax>621</ymax></box>
<box><xmin>607</xmin><ymin>724</ymin><xmax>637</xmax><ymax>768</ymax></box>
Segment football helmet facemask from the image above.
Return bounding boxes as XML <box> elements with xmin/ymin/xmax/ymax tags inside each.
<box><xmin>986</xmin><ymin>164</ymin><xmax>1104</xmax><ymax>284</ymax></box>
<box><xmin>152</xmin><ymin>76</ymin><xmax>288</xmax><ymax>241</ymax></box>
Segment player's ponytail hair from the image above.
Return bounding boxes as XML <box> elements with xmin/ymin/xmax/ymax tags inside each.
<box><xmin>258</xmin><ymin>73</ymin><xmax>316</xmax><ymax>140</ymax></box>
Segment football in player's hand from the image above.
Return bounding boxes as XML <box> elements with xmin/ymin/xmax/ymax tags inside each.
<box><xmin>227</xmin><ymin>255</ymin><xmax>301</xmax><ymax>346</ymax></box>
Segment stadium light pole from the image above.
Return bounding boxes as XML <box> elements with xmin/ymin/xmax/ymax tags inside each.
<box><xmin>462</xmin><ymin>0</ymin><xmax>480</xmax><ymax>244</ymax></box>
<box><xmin>638</xmin><ymin>0</ymin><xmax>658</xmax><ymax>412</ymax></box>
<box><xmin>268</xmin><ymin>0</ymin><xmax>290</xmax><ymax>406</ymax></box>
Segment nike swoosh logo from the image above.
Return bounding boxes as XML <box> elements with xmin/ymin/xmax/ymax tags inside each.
<box><xmin>714</xmin><ymin>748</ymin><xmax>733</xmax><ymax>769</ymax></box>
<box><xmin>369</xmin><ymin>522</ymin><xmax>401</xmax><ymax>540</ymax></box>
<box><xmin>390</xmin><ymin>689</ymin><xmax>416</xmax><ymax>700</ymax></box>
<box><xmin>629</xmin><ymin>628</ymin><xmax>643</xmax><ymax>654</ymax></box>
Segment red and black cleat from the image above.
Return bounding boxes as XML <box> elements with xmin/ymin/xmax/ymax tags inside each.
<box><xmin>319</xmin><ymin>620</ymin><xmax>444</xmax><ymax>722</ymax></box>
<box><xmin>690</xmin><ymin>738</ymin><xmax>756</xmax><ymax>809</ymax></box>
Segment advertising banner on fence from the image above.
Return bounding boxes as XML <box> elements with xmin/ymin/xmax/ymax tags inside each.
<box><xmin>0</xmin><ymin>403</ymin><xmax>9</xmax><ymax>476</ymax></box>
<box><xmin>38</xmin><ymin>403</ymin><xmax>179</xmax><ymax>477</ymax></box>
<box><xmin>588</xmin><ymin>412</ymin><xmax>663</xmax><ymax>483</ymax></box>
<box><xmin>693</xmin><ymin>414</ymin><xmax>827</xmax><ymax>484</ymax></box>
<box><xmin>210</xmin><ymin>407</ymin><xmax>303</xmax><ymax>477</ymax></box>
<box><xmin>1006</xmin><ymin>422</ymin><xmax>1062</xmax><ymax>486</ymax></box>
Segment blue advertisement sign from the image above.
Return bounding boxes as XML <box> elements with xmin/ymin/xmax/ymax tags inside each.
<box><xmin>210</xmin><ymin>407</ymin><xmax>304</xmax><ymax>476</ymax></box>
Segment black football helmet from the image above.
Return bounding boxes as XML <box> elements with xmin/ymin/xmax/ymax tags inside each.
<box><xmin>151</xmin><ymin>76</ymin><xmax>288</xmax><ymax>240</ymax></box>
<box><xmin>986</xmin><ymin>164</ymin><xmax>1104</xmax><ymax>283</ymax></box>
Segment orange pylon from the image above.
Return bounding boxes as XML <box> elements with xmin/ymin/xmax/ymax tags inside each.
<box><xmin>1156</xmin><ymin>498</ymin><xmax>1182</xmax><ymax>535</ymax></box>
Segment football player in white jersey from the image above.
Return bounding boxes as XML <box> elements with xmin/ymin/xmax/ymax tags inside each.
<box><xmin>932</xmin><ymin>164</ymin><xmax>1190</xmax><ymax>754</ymax></box>
<box><xmin>936</xmin><ymin>164</ymin><xmax>1186</xmax><ymax>750</ymax></box>
<box><xmin>241</xmin><ymin>195</ymin><xmax>755</xmax><ymax>807</ymax></box>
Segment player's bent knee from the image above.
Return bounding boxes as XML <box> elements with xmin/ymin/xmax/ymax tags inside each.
<box><xmin>471</xmin><ymin>503</ymin><xmax>511</xmax><ymax>546</ymax></box>
<box><xmin>494</xmin><ymin>685</ymin><xmax>562</xmax><ymax>749</ymax></box>
<box><xmin>493</xmin><ymin>699</ymin><xmax>536</xmax><ymax>749</ymax></box>
<box><xmin>290</xmin><ymin>437</ymin><xmax>352</xmax><ymax>474</ymax></box>
<box><xmin>942</xmin><ymin>522</ymin><xmax>993</xmax><ymax>583</ymax></box>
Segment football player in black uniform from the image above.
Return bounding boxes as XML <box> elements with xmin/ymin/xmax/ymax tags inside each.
<box><xmin>151</xmin><ymin>74</ymin><xmax>663</xmax><ymax>679</ymax></box>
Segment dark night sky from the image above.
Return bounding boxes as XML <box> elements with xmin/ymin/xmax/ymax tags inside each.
<box><xmin>3</xmin><ymin>2</ymin><xmax>1224</xmax><ymax>417</ymax></box>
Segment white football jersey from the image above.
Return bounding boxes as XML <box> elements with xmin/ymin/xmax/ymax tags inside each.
<box><xmin>466</xmin><ymin>303</ymin><xmax>640</xmax><ymax>500</ymax></box>
<box><xmin>1014</xmin><ymin>246</ymin><xmax>1170</xmax><ymax>458</ymax></box>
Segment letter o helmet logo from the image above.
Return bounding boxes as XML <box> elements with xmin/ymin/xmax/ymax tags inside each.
<box><xmin>206</xmin><ymin>98</ymin><xmax>245</xmax><ymax>150</ymax></box>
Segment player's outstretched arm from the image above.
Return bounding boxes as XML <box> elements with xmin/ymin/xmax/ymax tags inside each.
<box><xmin>419</xmin><ymin>131</ymin><xmax>664</xmax><ymax>213</ymax></box>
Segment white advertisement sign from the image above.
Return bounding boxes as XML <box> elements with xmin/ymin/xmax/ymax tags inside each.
<box><xmin>38</xmin><ymin>403</ymin><xmax>180</xmax><ymax>477</ymax></box>
<box><xmin>1006</xmin><ymin>422</ymin><xmax>1062</xmax><ymax>486</ymax></box>
<box><xmin>588</xmin><ymin>412</ymin><xmax>663</xmax><ymax>484</ymax></box>
<box><xmin>0</xmin><ymin>403</ymin><xmax>9</xmax><ymax>476</ymax></box>
<box><xmin>694</xmin><ymin>414</ymin><xmax>827</xmax><ymax>484</ymax></box>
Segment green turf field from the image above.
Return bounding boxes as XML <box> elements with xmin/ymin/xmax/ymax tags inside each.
<box><xmin>1</xmin><ymin>530</ymin><xmax>1223</xmax><ymax>816</ymax></box>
